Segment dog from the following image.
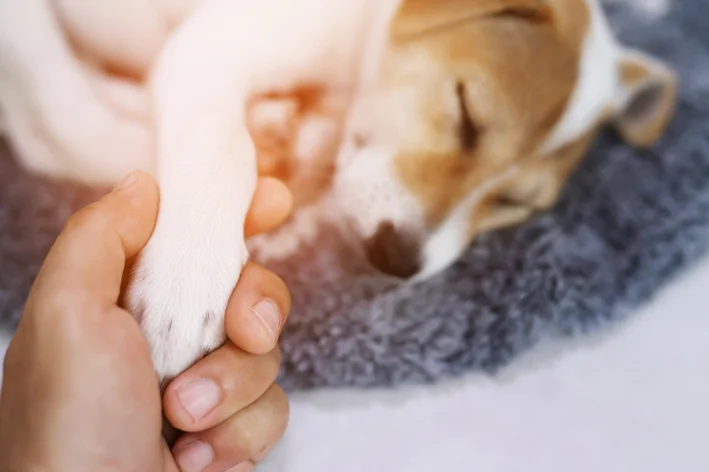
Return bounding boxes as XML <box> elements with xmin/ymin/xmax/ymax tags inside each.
<box><xmin>0</xmin><ymin>0</ymin><xmax>676</xmax><ymax>383</ymax></box>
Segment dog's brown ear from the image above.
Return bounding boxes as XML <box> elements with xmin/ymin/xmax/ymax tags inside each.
<box><xmin>392</xmin><ymin>0</ymin><xmax>551</xmax><ymax>40</ymax></box>
<box><xmin>613</xmin><ymin>50</ymin><xmax>677</xmax><ymax>148</ymax></box>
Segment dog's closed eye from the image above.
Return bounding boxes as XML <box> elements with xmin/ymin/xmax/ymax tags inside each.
<box><xmin>455</xmin><ymin>81</ymin><xmax>480</xmax><ymax>154</ymax></box>
<box><xmin>488</xmin><ymin>4</ymin><xmax>552</xmax><ymax>23</ymax></box>
<box><xmin>492</xmin><ymin>194</ymin><xmax>526</xmax><ymax>208</ymax></box>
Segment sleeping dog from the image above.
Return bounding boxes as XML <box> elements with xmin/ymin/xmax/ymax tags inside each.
<box><xmin>0</xmin><ymin>0</ymin><xmax>676</xmax><ymax>383</ymax></box>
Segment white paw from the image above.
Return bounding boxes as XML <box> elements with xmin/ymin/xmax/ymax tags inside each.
<box><xmin>124</xmin><ymin>214</ymin><xmax>249</xmax><ymax>384</ymax></box>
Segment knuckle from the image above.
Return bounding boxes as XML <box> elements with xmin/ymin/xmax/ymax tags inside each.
<box><xmin>217</xmin><ymin>346</ymin><xmax>249</xmax><ymax>393</ymax></box>
<box><xmin>221</xmin><ymin>348</ymin><xmax>281</xmax><ymax>400</ymax></box>
<box><xmin>240</xmin><ymin>386</ymin><xmax>289</xmax><ymax>455</ymax></box>
<box><xmin>265</xmin><ymin>384</ymin><xmax>290</xmax><ymax>435</ymax></box>
<box><xmin>268</xmin><ymin>384</ymin><xmax>289</xmax><ymax>414</ymax></box>
<box><xmin>237</xmin><ymin>425</ymin><xmax>261</xmax><ymax>457</ymax></box>
<box><xmin>208</xmin><ymin>386</ymin><xmax>289</xmax><ymax>462</ymax></box>
<box><xmin>266</xmin><ymin>346</ymin><xmax>282</xmax><ymax>375</ymax></box>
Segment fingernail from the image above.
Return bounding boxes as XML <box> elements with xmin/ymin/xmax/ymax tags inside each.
<box><xmin>113</xmin><ymin>172</ymin><xmax>138</xmax><ymax>192</ymax></box>
<box><xmin>177</xmin><ymin>379</ymin><xmax>221</xmax><ymax>422</ymax></box>
<box><xmin>252</xmin><ymin>299</ymin><xmax>281</xmax><ymax>343</ymax></box>
<box><xmin>177</xmin><ymin>440</ymin><xmax>214</xmax><ymax>472</ymax></box>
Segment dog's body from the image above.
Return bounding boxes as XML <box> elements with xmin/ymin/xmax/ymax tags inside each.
<box><xmin>0</xmin><ymin>0</ymin><xmax>676</xmax><ymax>382</ymax></box>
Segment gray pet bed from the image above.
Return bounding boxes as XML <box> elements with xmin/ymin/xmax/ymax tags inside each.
<box><xmin>1</xmin><ymin>1</ymin><xmax>708</xmax><ymax>391</ymax></box>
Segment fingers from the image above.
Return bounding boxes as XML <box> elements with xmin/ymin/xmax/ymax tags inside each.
<box><xmin>244</xmin><ymin>177</ymin><xmax>293</xmax><ymax>238</ymax></box>
<box><xmin>172</xmin><ymin>384</ymin><xmax>289</xmax><ymax>472</ymax></box>
<box><xmin>163</xmin><ymin>344</ymin><xmax>281</xmax><ymax>433</ymax></box>
<box><xmin>225</xmin><ymin>263</ymin><xmax>291</xmax><ymax>355</ymax></box>
<box><xmin>29</xmin><ymin>171</ymin><xmax>159</xmax><ymax>311</ymax></box>
<box><xmin>164</xmin><ymin>262</ymin><xmax>290</xmax><ymax>467</ymax></box>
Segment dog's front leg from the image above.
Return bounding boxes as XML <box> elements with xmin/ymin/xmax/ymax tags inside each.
<box><xmin>124</xmin><ymin>6</ymin><xmax>259</xmax><ymax>384</ymax></box>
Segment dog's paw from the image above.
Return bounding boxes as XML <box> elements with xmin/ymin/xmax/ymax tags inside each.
<box><xmin>124</xmin><ymin>218</ymin><xmax>249</xmax><ymax>384</ymax></box>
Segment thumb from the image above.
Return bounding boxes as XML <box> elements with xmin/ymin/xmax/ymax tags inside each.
<box><xmin>30</xmin><ymin>171</ymin><xmax>159</xmax><ymax>310</ymax></box>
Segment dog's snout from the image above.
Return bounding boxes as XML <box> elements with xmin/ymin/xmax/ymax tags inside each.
<box><xmin>365</xmin><ymin>222</ymin><xmax>421</xmax><ymax>279</ymax></box>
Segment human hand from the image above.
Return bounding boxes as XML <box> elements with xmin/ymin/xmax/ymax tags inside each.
<box><xmin>0</xmin><ymin>171</ymin><xmax>293</xmax><ymax>472</ymax></box>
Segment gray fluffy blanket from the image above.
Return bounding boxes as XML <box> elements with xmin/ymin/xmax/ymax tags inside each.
<box><xmin>1</xmin><ymin>0</ymin><xmax>707</xmax><ymax>391</ymax></box>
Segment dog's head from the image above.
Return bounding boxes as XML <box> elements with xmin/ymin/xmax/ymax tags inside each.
<box><xmin>334</xmin><ymin>0</ymin><xmax>677</xmax><ymax>279</ymax></box>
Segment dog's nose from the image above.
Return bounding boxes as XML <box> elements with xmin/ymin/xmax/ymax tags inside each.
<box><xmin>365</xmin><ymin>222</ymin><xmax>422</xmax><ymax>279</ymax></box>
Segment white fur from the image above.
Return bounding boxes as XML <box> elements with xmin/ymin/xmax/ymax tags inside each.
<box><xmin>335</xmin><ymin>147</ymin><xmax>425</xmax><ymax>240</ymax></box>
<box><xmin>53</xmin><ymin>0</ymin><xmax>170</xmax><ymax>75</ymax></box>
<box><xmin>0</xmin><ymin>0</ymin><xmax>154</xmax><ymax>184</ymax></box>
<box><xmin>541</xmin><ymin>0</ymin><xmax>622</xmax><ymax>155</ymax></box>
<box><xmin>0</xmin><ymin>332</ymin><xmax>11</xmax><ymax>389</ymax></box>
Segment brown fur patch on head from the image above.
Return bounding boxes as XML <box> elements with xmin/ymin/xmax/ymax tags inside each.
<box><xmin>386</xmin><ymin>0</ymin><xmax>591</xmax><ymax>228</ymax></box>
<box><xmin>392</xmin><ymin>0</ymin><xmax>554</xmax><ymax>41</ymax></box>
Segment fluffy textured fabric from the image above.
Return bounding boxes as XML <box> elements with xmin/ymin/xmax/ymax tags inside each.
<box><xmin>1</xmin><ymin>0</ymin><xmax>707</xmax><ymax>391</ymax></box>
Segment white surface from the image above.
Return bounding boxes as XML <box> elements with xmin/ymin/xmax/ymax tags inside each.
<box><xmin>262</xmin><ymin>255</ymin><xmax>709</xmax><ymax>472</ymax></box>
<box><xmin>0</xmin><ymin>333</ymin><xmax>9</xmax><ymax>386</ymax></box>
